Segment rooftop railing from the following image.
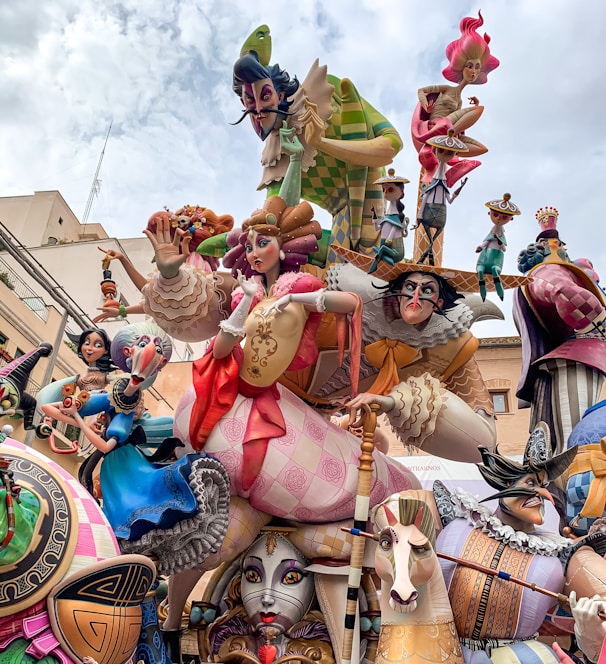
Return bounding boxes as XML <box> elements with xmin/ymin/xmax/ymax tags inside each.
<box><xmin>0</xmin><ymin>256</ymin><xmax>50</xmax><ymax>322</ymax></box>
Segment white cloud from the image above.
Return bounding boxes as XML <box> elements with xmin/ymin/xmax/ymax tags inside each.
<box><xmin>2</xmin><ymin>0</ymin><xmax>605</xmax><ymax>335</ymax></box>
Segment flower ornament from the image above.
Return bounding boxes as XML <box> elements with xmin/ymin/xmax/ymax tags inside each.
<box><xmin>146</xmin><ymin>206</ymin><xmax>234</xmax><ymax>268</ymax></box>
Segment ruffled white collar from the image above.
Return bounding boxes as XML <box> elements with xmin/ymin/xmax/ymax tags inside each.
<box><xmin>326</xmin><ymin>262</ymin><xmax>472</xmax><ymax>349</ymax></box>
<box><xmin>449</xmin><ymin>488</ymin><xmax>572</xmax><ymax>557</ymax></box>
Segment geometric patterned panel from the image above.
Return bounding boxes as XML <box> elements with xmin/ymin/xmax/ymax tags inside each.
<box><xmin>332</xmin><ymin>245</ymin><xmax>532</xmax><ymax>294</ymax></box>
<box><xmin>4</xmin><ymin>440</ymin><xmax>120</xmax><ymax>577</ymax></box>
<box><xmin>449</xmin><ymin>530</ymin><xmax>527</xmax><ymax>640</ymax></box>
<box><xmin>0</xmin><ymin>447</ymin><xmax>78</xmax><ymax>617</ymax></box>
<box><xmin>48</xmin><ymin>555</ymin><xmax>156</xmax><ymax>664</ymax></box>
<box><xmin>52</xmin><ymin>559</ymin><xmax>154</xmax><ymax>606</ymax></box>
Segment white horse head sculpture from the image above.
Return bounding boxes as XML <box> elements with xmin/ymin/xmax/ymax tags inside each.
<box><xmin>374</xmin><ymin>501</ymin><xmax>435</xmax><ymax>614</ymax></box>
<box><xmin>371</xmin><ymin>493</ymin><xmax>464</xmax><ymax>663</ymax></box>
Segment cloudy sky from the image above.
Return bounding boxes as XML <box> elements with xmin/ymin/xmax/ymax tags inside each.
<box><xmin>1</xmin><ymin>0</ymin><xmax>604</xmax><ymax>336</ymax></box>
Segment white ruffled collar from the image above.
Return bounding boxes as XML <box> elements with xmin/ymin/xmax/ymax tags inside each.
<box><xmin>326</xmin><ymin>262</ymin><xmax>472</xmax><ymax>349</ymax></box>
<box><xmin>449</xmin><ymin>488</ymin><xmax>572</xmax><ymax>557</ymax></box>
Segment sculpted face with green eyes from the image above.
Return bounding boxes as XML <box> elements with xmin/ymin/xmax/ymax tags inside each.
<box><xmin>398</xmin><ymin>272</ymin><xmax>445</xmax><ymax>327</ymax></box>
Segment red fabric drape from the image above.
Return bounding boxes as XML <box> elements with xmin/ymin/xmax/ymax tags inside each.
<box><xmin>189</xmin><ymin>340</ymin><xmax>242</xmax><ymax>451</ymax></box>
<box><xmin>238</xmin><ymin>379</ymin><xmax>285</xmax><ymax>490</ymax></box>
<box><xmin>189</xmin><ymin>341</ymin><xmax>285</xmax><ymax>490</ymax></box>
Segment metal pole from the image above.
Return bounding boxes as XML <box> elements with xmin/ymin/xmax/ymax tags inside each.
<box><xmin>23</xmin><ymin>309</ymin><xmax>69</xmax><ymax>447</ymax></box>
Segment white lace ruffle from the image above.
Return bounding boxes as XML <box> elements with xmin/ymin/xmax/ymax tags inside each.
<box><xmin>325</xmin><ymin>262</ymin><xmax>472</xmax><ymax>349</ymax></box>
<box><xmin>449</xmin><ymin>487</ymin><xmax>572</xmax><ymax>557</ymax></box>
<box><xmin>218</xmin><ymin>319</ymin><xmax>245</xmax><ymax>338</ymax></box>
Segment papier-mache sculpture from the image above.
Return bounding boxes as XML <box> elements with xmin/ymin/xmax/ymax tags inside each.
<box><xmin>232</xmin><ymin>24</ymin><xmax>403</xmax><ymax>264</ymax></box>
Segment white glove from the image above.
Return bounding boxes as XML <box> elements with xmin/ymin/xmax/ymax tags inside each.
<box><xmin>262</xmin><ymin>289</ymin><xmax>326</xmax><ymax>317</ymax></box>
<box><xmin>237</xmin><ymin>271</ymin><xmax>260</xmax><ymax>298</ymax></box>
<box><xmin>219</xmin><ymin>271</ymin><xmax>258</xmax><ymax>337</ymax></box>
<box><xmin>263</xmin><ymin>294</ymin><xmax>291</xmax><ymax>317</ymax></box>
<box><xmin>570</xmin><ymin>591</ymin><xmax>606</xmax><ymax>663</ymax></box>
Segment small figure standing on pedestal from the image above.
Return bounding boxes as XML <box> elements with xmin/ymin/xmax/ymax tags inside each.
<box><xmin>100</xmin><ymin>253</ymin><xmax>121</xmax><ymax>310</ymax></box>
<box><xmin>368</xmin><ymin>168</ymin><xmax>410</xmax><ymax>274</ymax></box>
<box><xmin>414</xmin><ymin>130</ymin><xmax>468</xmax><ymax>266</ymax></box>
<box><xmin>475</xmin><ymin>192</ymin><xmax>521</xmax><ymax>300</ymax></box>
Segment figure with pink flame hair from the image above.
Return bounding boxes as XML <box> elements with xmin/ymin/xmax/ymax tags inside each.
<box><xmin>412</xmin><ymin>11</ymin><xmax>500</xmax><ymax>186</ymax></box>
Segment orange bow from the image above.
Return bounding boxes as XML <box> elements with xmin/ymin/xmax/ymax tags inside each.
<box><xmin>567</xmin><ymin>440</ymin><xmax>606</xmax><ymax>518</ymax></box>
<box><xmin>364</xmin><ymin>339</ymin><xmax>420</xmax><ymax>396</ymax></box>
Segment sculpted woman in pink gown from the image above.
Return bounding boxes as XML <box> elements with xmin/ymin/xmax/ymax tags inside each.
<box><xmin>149</xmin><ymin>132</ymin><xmax>419</xmax><ymax>639</ymax></box>
<box><xmin>173</xmin><ymin>194</ymin><xmax>418</xmax><ymax>520</ymax></box>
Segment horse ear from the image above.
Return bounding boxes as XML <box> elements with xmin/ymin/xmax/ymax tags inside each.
<box><xmin>414</xmin><ymin>506</ymin><xmax>424</xmax><ymax>530</ymax></box>
<box><xmin>383</xmin><ymin>504</ymin><xmax>398</xmax><ymax>526</ymax></box>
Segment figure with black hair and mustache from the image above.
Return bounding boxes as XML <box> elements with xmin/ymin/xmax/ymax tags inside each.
<box><xmin>432</xmin><ymin>423</ymin><xmax>606</xmax><ymax>663</ymax></box>
<box><xmin>232</xmin><ymin>25</ymin><xmax>402</xmax><ymax>265</ymax></box>
<box><xmin>331</xmin><ymin>240</ymin><xmax>530</xmax><ymax>462</ymax></box>
<box><xmin>336</xmin><ymin>255</ymin><xmax>505</xmax><ymax>463</ymax></box>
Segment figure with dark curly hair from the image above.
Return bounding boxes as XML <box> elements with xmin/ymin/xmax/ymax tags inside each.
<box><xmin>36</xmin><ymin>328</ymin><xmax>115</xmax><ymax>403</ymax></box>
<box><xmin>35</xmin><ymin>328</ymin><xmax>117</xmax><ymax>447</ymax></box>
<box><xmin>335</xmin><ymin>255</ymin><xmax>497</xmax><ymax>463</ymax></box>
<box><xmin>231</xmin><ymin>25</ymin><xmax>403</xmax><ymax>264</ymax></box>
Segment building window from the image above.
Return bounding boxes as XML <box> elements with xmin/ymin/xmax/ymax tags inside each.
<box><xmin>0</xmin><ymin>332</ymin><xmax>6</xmax><ymax>347</ymax></box>
<box><xmin>491</xmin><ymin>391</ymin><xmax>509</xmax><ymax>413</ymax></box>
<box><xmin>22</xmin><ymin>296</ymin><xmax>46</xmax><ymax>312</ymax></box>
<box><xmin>64</xmin><ymin>423</ymin><xmax>81</xmax><ymax>442</ymax></box>
<box><xmin>14</xmin><ymin>348</ymin><xmax>24</xmax><ymax>359</ymax></box>
<box><xmin>58</xmin><ymin>216</ymin><xmax>63</xmax><ymax>226</ymax></box>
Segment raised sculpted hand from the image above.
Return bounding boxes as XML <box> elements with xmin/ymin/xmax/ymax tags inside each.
<box><xmin>299</xmin><ymin>99</ymin><xmax>325</xmax><ymax>148</ymax></box>
<box><xmin>569</xmin><ymin>591</ymin><xmax>606</xmax><ymax>663</ymax></box>
<box><xmin>262</xmin><ymin>294</ymin><xmax>291</xmax><ymax>317</ymax></box>
<box><xmin>236</xmin><ymin>270</ymin><xmax>260</xmax><ymax>298</ymax></box>
<box><xmin>279</xmin><ymin>122</ymin><xmax>304</xmax><ymax>159</ymax></box>
<box><xmin>98</xmin><ymin>246</ymin><xmax>125</xmax><ymax>269</ymax></box>
<box><xmin>93</xmin><ymin>306</ymin><xmax>121</xmax><ymax>323</ymax></box>
<box><xmin>58</xmin><ymin>398</ymin><xmax>79</xmax><ymax>421</ymax></box>
<box><xmin>143</xmin><ymin>216</ymin><xmax>191</xmax><ymax>279</ymax></box>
